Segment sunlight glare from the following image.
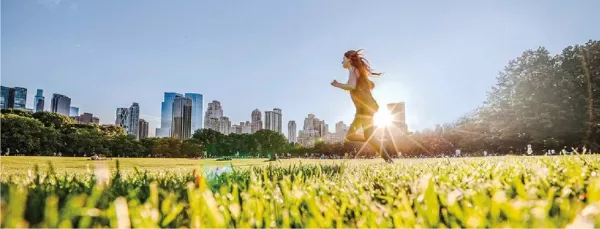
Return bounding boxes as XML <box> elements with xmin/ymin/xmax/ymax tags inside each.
<box><xmin>374</xmin><ymin>110</ymin><xmax>393</xmax><ymax>127</ymax></box>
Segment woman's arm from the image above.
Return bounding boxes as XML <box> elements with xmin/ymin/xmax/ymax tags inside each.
<box><xmin>333</xmin><ymin>69</ymin><xmax>357</xmax><ymax>90</ymax></box>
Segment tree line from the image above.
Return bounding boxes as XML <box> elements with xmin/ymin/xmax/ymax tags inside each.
<box><xmin>387</xmin><ymin>40</ymin><xmax>600</xmax><ymax>156</ymax></box>
<box><xmin>0</xmin><ymin>110</ymin><xmax>292</xmax><ymax>158</ymax></box>
<box><xmin>1</xmin><ymin>40</ymin><xmax>598</xmax><ymax>157</ymax></box>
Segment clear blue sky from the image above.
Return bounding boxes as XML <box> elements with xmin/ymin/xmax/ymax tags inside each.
<box><xmin>2</xmin><ymin>0</ymin><xmax>599</xmax><ymax>136</ymax></box>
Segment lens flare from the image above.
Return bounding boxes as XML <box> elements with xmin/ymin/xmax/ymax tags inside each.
<box><xmin>374</xmin><ymin>110</ymin><xmax>393</xmax><ymax>127</ymax></box>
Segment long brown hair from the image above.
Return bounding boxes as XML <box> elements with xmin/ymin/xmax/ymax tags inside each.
<box><xmin>344</xmin><ymin>49</ymin><xmax>381</xmax><ymax>88</ymax></box>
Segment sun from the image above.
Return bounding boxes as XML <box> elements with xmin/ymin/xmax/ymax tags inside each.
<box><xmin>374</xmin><ymin>110</ymin><xmax>393</xmax><ymax>127</ymax></box>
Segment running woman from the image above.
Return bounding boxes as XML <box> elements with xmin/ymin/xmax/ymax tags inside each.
<box><xmin>331</xmin><ymin>49</ymin><xmax>394</xmax><ymax>163</ymax></box>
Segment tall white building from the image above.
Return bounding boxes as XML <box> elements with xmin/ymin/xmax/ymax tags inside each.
<box><xmin>288</xmin><ymin>120</ymin><xmax>297</xmax><ymax>143</ymax></box>
<box><xmin>241</xmin><ymin>121</ymin><xmax>252</xmax><ymax>134</ymax></box>
<box><xmin>204</xmin><ymin>100</ymin><xmax>224</xmax><ymax>131</ymax></box>
<box><xmin>298</xmin><ymin>114</ymin><xmax>325</xmax><ymax>148</ymax></box>
<box><xmin>264</xmin><ymin>108</ymin><xmax>282</xmax><ymax>133</ymax></box>
<box><xmin>218</xmin><ymin>116</ymin><xmax>232</xmax><ymax>134</ymax></box>
<box><xmin>335</xmin><ymin>121</ymin><xmax>348</xmax><ymax>139</ymax></box>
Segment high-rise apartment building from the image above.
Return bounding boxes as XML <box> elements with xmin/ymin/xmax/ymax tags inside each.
<box><xmin>241</xmin><ymin>121</ymin><xmax>252</xmax><ymax>134</ymax></box>
<box><xmin>218</xmin><ymin>116</ymin><xmax>232</xmax><ymax>134</ymax></box>
<box><xmin>128</xmin><ymin>103</ymin><xmax>140</xmax><ymax>138</ymax></box>
<box><xmin>335</xmin><ymin>121</ymin><xmax>348</xmax><ymax>138</ymax></box>
<box><xmin>387</xmin><ymin>102</ymin><xmax>408</xmax><ymax>134</ymax></box>
<box><xmin>171</xmin><ymin>97</ymin><xmax>192</xmax><ymax>140</ymax></box>
<box><xmin>203</xmin><ymin>100</ymin><xmax>232</xmax><ymax>135</ymax></box>
<box><xmin>156</xmin><ymin>92</ymin><xmax>183</xmax><ymax>137</ymax></box>
<box><xmin>251</xmin><ymin>109</ymin><xmax>262</xmax><ymax>133</ymax></box>
<box><xmin>204</xmin><ymin>100</ymin><xmax>223</xmax><ymax>131</ymax></box>
<box><xmin>34</xmin><ymin>89</ymin><xmax>45</xmax><ymax>112</ymax></box>
<box><xmin>298</xmin><ymin>114</ymin><xmax>326</xmax><ymax>148</ymax></box>
<box><xmin>138</xmin><ymin>119</ymin><xmax>149</xmax><ymax>139</ymax></box>
<box><xmin>70</xmin><ymin>106</ymin><xmax>79</xmax><ymax>117</ymax></box>
<box><xmin>185</xmin><ymin>93</ymin><xmax>203</xmax><ymax>134</ymax></box>
<box><xmin>264</xmin><ymin>108</ymin><xmax>283</xmax><ymax>133</ymax></box>
<box><xmin>51</xmin><ymin>93</ymin><xmax>71</xmax><ymax>116</ymax></box>
<box><xmin>0</xmin><ymin>86</ymin><xmax>27</xmax><ymax>110</ymax></box>
<box><xmin>288</xmin><ymin>121</ymin><xmax>297</xmax><ymax>143</ymax></box>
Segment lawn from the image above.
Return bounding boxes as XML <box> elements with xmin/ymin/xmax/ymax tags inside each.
<box><xmin>1</xmin><ymin>155</ymin><xmax>600</xmax><ymax>228</ymax></box>
<box><xmin>0</xmin><ymin>156</ymin><xmax>392</xmax><ymax>175</ymax></box>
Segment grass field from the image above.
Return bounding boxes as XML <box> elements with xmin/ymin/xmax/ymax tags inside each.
<box><xmin>2</xmin><ymin>155</ymin><xmax>600</xmax><ymax>228</ymax></box>
<box><xmin>0</xmin><ymin>156</ymin><xmax>392</xmax><ymax>175</ymax></box>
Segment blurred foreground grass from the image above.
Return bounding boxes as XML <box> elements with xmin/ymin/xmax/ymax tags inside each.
<box><xmin>1</xmin><ymin>155</ymin><xmax>600</xmax><ymax>228</ymax></box>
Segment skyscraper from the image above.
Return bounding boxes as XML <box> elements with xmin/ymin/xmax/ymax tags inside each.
<box><xmin>251</xmin><ymin>109</ymin><xmax>262</xmax><ymax>133</ymax></box>
<box><xmin>138</xmin><ymin>119</ymin><xmax>149</xmax><ymax>139</ymax></box>
<box><xmin>115</xmin><ymin>103</ymin><xmax>140</xmax><ymax>139</ymax></box>
<box><xmin>34</xmin><ymin>89</ymin><xmax>45</xmax><ymax>112</ymax></box>
<box><xmin>204</xmin><ymin>100</ymin><xmax>224</xmax><ymax>131</ymax></box>
<box><xmin>157</xmin><ymin>92</ymin><xmax>182</xmax><ymax>137</ymax></box>
<box><xmin>128</xmin><ymin>103</ymin><xmax>140</xmax><ymax>138</ymax></box>
<box><xmin>70</xmin><ymin>106</ymin><xmax>79</xmax><ymax>117</ymax></box>
<box><xmin>219</xmin><ymin>116</ymin><xmax>232</xmax><ymax>134</ymax></box>
<box><xmin>115</xmin><ymin>108</ymin><xmax>129</xmax><ymax>130</ymax></box>
<box><xmin>0</xmin><ymin>86</ymin><xmax>27</xmax><ymax>110</ymax></box>
<box><xmin>264</xmin><ymin>108</ymin><xmax>282</xmax><ymax>133</ymax></box>
<box><xmin>12</xmin><ymin>87</ymin><xmax>27</xmax><ymax>110</ymax></box>
<box><xmin>172</xmin><ymin>97</ymin><xmax>192</xmax><ymax>140</ymax></box>
<box><xmin>387</xmin><ymin>102</ymin><xmax>408</xmax><ymax>134</ymax></box>
<box><xmin>51</xmin><ymin>94</ymin><xmax>71</xmax><ymax>116</ymax></box>
<box><xmin>0</xmin><ymin>86</ymin><xmax>11</xmax><ymax>109</ymax></box>
<box><xmin>185</xmin><ymin>93</ymin><xmax>203</xmax><ymax>134</ymax></box>
<box><xmin>335</xmin><ymin>121</ymin><xmax>348</xmax><ymax>137</ymax></box>
<box><xmin>288</xmin><ymin>121</ymin><xmax>297</xmax><ymax>143</ymax></box>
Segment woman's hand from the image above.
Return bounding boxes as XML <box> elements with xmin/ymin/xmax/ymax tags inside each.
<box><xmin>331</xmin><ymin>80</ymin><xmax>340</xmax><ymax>87</ymax></box>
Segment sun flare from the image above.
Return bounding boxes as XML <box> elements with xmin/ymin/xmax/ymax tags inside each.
<box><xmin>374</xmin><ymin>110</ymin><xmax>393</xmax><ymax>127</ymax></box>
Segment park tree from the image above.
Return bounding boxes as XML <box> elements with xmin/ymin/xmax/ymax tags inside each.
<box><xmin>140</xmin><ymin>137</ymin><xmax>159</xmax><ymax>157</ymax></box>
<box><xmin>0</xmin><ymin>114</ymin><xmax>43</xmax><ymax>154</ymax></box>
<box><xmin>181</xmin><ymin>139</ymin><xmax>202</xmax><ymax>157</ymax></box>
<box><xmin>108</xmin><ymin>134</ymin><xmax>143</xmax><ymax>157</ymax></box>
<box><xmin>153</xmin><ymin>138</ymin><xmax>182</xmax><ymax>157</ymax></box>
<box><xmin>1</xmin><ymin>108</ymin><xmax>32</xmax><ymax>118</ymax></box>
<box><xmin>254</xmin><ymin>129</ymin><xmax>288</xmax><ymax>158</ymax></box>
<box><xmin>32</xmin><ymin>111</ymin><xmax>72</xmax><ymax>130</ymax></box>
<box><xmin>100</xmin><ymin>125</ymin><xmax>127</xmax><ymax>137</ymax></box>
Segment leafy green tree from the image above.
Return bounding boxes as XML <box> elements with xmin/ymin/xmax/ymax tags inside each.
<box><xmin>140</xmin><ymin>137</ymin><xmax>159</xmax><ymax>157</ymax></box>
<box><xmin>0</xmin><ymin>114</ymin><xmax>43</xmax><ymax>154</ymax></box>
<box><xmin>253</xmin><ymin>129</ymin><xmax>287</xmax><ymax>158</ymax></box>
<box><xmin>1</xmin><ymin>108</ymin><xmax>32</xmax><ymax>118</ymax></box>
<box><xmin>181</xmin><ymin>139</ymin><xmax>202</xmax><ymax>157</ymax></box>
<box><xmin>100</xmin><ymin>125</ymin><xmax>127</xmax><ymax>137</ymax></box>
<box><xmin>108</xmin><ymin>134</ymin><xmax>143</xmax><ymax>157</ymax></box>
<box><xmin>32</xmin><ymin>112</ymin><xmax>72</xmax><ymax>130</ymax></box>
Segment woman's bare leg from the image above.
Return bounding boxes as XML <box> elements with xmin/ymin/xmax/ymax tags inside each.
<box><xmin>345</xmin><ymin>115</ymin><xmax>365</xmax><ymax>142</ymax></box>
<box><xmin>361</xmin><ymin>115</ymin><xmax>394</xmax><ymax>163</ymax></box>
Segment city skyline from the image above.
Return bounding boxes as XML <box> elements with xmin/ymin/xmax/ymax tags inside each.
<box><xmin>3</xmin><ymin>1</ymin><xmax>599</xmax><ymax>137</ymax></box>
